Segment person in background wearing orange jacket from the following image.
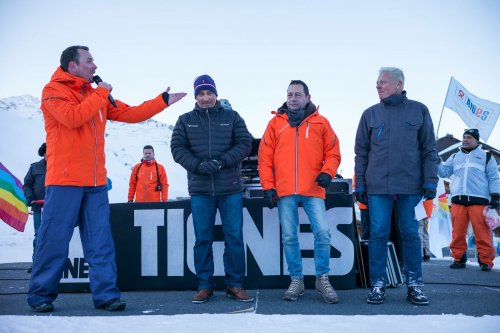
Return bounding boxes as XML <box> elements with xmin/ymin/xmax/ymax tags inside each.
<box><xmin>27</xmin><ymin>45</ymin><xmax>186</xmax><ymax>313</ymax></box>
<box><xmin>128</xmin><ymin>145</ymin><xmax>169</xmax><ymax>202</ymax></box>
<box><xmin>259</xmin><ymin>80</ymin><xmax>341</xmax><ymax>304</ymax></box>
<box><xmin>353</xmin><ymin>175</ymin><xmax>370</xmax><ymax>241</ymax></box>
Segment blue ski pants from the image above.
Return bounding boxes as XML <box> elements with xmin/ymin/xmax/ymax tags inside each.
<box><xmin>27</xmin><ymin>185</ymin><xmax>120</xmax><ymax>307</ymax></box>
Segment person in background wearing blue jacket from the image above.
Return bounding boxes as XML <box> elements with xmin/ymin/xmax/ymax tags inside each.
<box><xmin>23</xmin><ymin>143</ymin><xmax>47</xmax><ymax>274</ymax></box>
<box><xmin>354</xmin><ymin>67</ymin><xmax>439</xmax><ymax>306</ymax></box>
<box><xmin>438</xmin><ymin>129</ymin><xmax>500</xmax><ymax>271</ymax></box>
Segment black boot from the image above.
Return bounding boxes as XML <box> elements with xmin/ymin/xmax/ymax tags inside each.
<box><xmin>480</xmin><ymin>264</ymin><xmax>491</xmax><ymax>271</ymax></box>
<box><xmin>367</xmin><ymin>287</ymin><xmax>385</xmax><ymax>304</ymax></box>
<box><xmin>31</xmin><ymin>301</ymin><xmax>54</xmax><ymax>313</ymax></box>
<box><xmin>97</xmin><ymin>298</ymin><xmax>126</xmax><ymax>311</ymax></box>
<box><xmin>407</xmin><ymin>286</ymin><xmax>429</xmax><ymax>305</ymax></box>
<box><xmin>450</xmin><ymin>261</ymin><xmax>466</xmax><ymax>269</ymax></box>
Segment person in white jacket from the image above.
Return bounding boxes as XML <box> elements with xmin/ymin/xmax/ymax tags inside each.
<box><xmin>438</xmin><ymin>129</ymin><xmax>500</xmax><ymax>271</ymax></box>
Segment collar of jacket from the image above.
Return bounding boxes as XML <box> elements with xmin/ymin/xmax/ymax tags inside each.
<box><xmin>50</xmin><ymin>66</ymin><xmax>92</xmax><ymax>92</ymax></box>
<box><xmin>460</xmin><ymin>144</ymin><xmax>482</xmax><ymax>154</ymax></box>
<box><xmin>381</xmin><ymin>91</ymin><xmax>407</xmax><ymax>107</ymax></box>
<box><xmin>276</xmin><ymin>102</ymin><xmax>317</xmax><ymax>120</ymax></box>
<box><xmin>141</xmin><ymin>158</ymin><xmax>156</xmax><ymax>165</ymax></box>
<box><xmin>193</xmin><ymin>100</ymin><xmax>223</xmax><ymax>115</ymax></box>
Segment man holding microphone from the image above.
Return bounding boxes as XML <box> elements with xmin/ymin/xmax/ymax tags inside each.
<box><xmin>27</xmin><ymin>45</ymin><xmax>186</xmax><ymax>312</ymax></box>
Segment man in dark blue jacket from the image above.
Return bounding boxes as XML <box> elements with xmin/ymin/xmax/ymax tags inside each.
<box><xmin>23</xmin><ymin>143</ymin><xmax>47</xmax><ymax>273</ymax></box>
<box><xmin>354</xmin><ymin>67</ymin><xmax>438</xmax><ymax>306</ymax></box>
<box><xmin>171</xmin><ymin>75</ymin><xmax>252</xmax><ymax>304</ymax></box>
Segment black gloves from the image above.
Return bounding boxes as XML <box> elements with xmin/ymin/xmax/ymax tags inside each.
<box><xmin>315</xmin><ymin>173</ymin><xmax>332</xmax><ymax>188</ymax></box>
<box><xmin>355</xmin><ymin>192</ymin><xmax>368</xmax><ymax>206</ymax></box>
<box><xmin>489</xmin><ymin>194</ymin><xmax>500</xmax><ymax>209</ymax></box>
<box><xmin>263</xmin><ymin>189</ymin><xmax>279</xmax><ymax>209</ymax></box>
<box><xmin>422</xmin><ymin>187</ymin><xmax>437</xmax><ymax>200</ymax></box>
<box><xmin>197</xmin><ymin>160</ymin><xmax>224</xmax><ymax>175</ymax></box>
<box><xmin>26</xmin><ymin>198</ymin><xmax>34</xmax><ymax>207</ymax></box>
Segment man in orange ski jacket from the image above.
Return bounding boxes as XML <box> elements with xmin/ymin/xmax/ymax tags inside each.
<box><xmin>258</xmin><ymin>80</ymin><xmax>341</xmax><ymax>304</ymax></box>
<box><xmin>128</xmin><ymin>145</ymin><xmax>169</xmax><ymax>202</ymax></box>
<box><xmin>27</xmin><ymin>45</ymin><xmax>186</xmax><ymax>313</ymax></box>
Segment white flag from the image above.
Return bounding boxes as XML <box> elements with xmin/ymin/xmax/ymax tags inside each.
<box><xmin>444</xmin><ymin>77</ymin><xmax>500</xmax><ymax>141</ymax></box>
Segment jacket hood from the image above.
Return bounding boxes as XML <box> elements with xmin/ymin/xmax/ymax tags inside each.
<box><xmin>49</xmin><ymin>66</ymin><xmax>91</xmax><ymax>90</ymax></box>
<box><xmin>381</xmin><ymin>91</ymin><xmax>407</xmax><ymax>107</ymax></box>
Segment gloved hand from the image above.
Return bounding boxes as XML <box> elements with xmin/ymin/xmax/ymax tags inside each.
<box><xmin>263</xmin><ymin>189</ymin><xmax>279</xmax><ymax>209</ymax></box>
<box><xmin>197</xmin><ymin>160</ymin><xmax>223</xmax><ymax>175</ymax></box>
<box><xmin>26</xmin><ymin>198</ymin><xmax>34</xmax><ymax>207</ymax></box>
<box><xmin>422</xmin><ymin>187</ymin><xmax>437</xmax><ymax>200</ymax></box>
<box><xmin>315</xmin><ymin>173</ymin><xmax>332</xmax><ymax>188</ymax></box>
<box><xmin>489</xmin><ymin>194</ymin><xmax>500</xmax><ymax>209</ymax></box>
<box><xmin>128</xmin><ymin>200</ymin><xmax>133</xmax><ymax>203</ymax></box>
<box><xmin>355</xmin><ymin>192</ymin><xmax>368</xmax><ymax>206</ymax></box>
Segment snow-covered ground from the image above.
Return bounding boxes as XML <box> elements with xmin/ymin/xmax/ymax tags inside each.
<box><xmin>1</xmin><ymin>314</ymin><xmax>499</xmax><ymax>333</ymax></box>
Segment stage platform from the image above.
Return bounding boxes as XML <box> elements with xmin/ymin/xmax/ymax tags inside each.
<box><xmin>1</xmin><ymin>259</ymin><xmax>499</xmax><ymax>317</ymax></box>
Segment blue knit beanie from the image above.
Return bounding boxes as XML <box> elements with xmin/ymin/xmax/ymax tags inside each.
<box><xmin>194</xmin><ymin>75</ymin><xmax>217</xmax><ymax>97</ymax></box>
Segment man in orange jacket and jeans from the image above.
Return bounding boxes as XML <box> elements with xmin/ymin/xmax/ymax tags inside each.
<box><xmin>128</xmin><ymin>145</ymin><xmax>169</xmax><ymax>202</ymax></box>
<box><xmin>27</xmin><ymin>45</ymin><xmax>186</xmax><ymax>313</ymax></box>
<box><xmin>259</xmin><ymin>80</ymin><xmax>341</xmax><ymax>304</ymax></box>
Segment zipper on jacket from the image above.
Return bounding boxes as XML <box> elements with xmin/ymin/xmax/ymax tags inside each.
<box><xmin>145</xmin><ymin>164</ymin><xmax>149</xmax><ymax>202</ymax></box>
<box><xmin>306</xmin><ymin>122</ymin><xmax>310</xmax><ymax>139</ymax></box>
<box><xmin>463</xmin><ymin>153</ymin><xmax>470</xmax><ymax>195</ymax></box>
<box><xmin>207</xmin><ymin>109</ymin><xmax>215</xmax><ymax>196</ymax></box>
<box><xmin>377</xmin><ymin>124</ymin><xmax>385</xmax><ymax>141</ymax></box>
<box><xmin>91</xmin><ymin>119</ymin><xmax>97</xmax><ymax>186</ymax></box>
<box><xmin>294</xmin><ymin>113</ymin><xmax>316</xmax><ymax>195</ymax></box>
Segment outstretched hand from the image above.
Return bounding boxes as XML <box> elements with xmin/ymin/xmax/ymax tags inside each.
<box><xmin>165</xmin><ymin>87</ymin><xmax>187</xmax><ymax>105</ymax></box>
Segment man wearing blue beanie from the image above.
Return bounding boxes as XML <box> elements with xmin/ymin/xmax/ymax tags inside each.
<box><xmin>171</xmin><ymin>75</ymin><xmax>253</xmax><ymax>303</ymax></box>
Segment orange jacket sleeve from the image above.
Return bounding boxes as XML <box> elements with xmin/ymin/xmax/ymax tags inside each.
<box><xmin>320</xmin><ymin>118</ymin><xmax>341</xmax><ymax>178</ymax></box>
<box><xmin>107</xmin><ymin>94</ymin><xmax>168</xmax><ymax>124</ymax></box>
<box><xmin>159</xmin><ymin>164</ymin><xmax>169</xmax><ymax>201</ymax></box>
<box><xmin>128</xmin><ymin>164</ymin><xmax>139</xmax><ymax>201</ymax></box>
<box><xmin>258</xmin><ymin>117</ymin><xmax>277</xmax><ymax>191</ymax></box>
<box><xmin>41</xmin><ymin>85</ymin><xmax>109</xmax><ymax>129</ymax></box>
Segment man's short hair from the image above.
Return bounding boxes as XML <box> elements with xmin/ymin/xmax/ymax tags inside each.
<box><xmin>288</xmin><ymin>80</ymin><xmax>310</xmax><ymax>96</ymax></box>
<box><xmin>143</xmin><ymin>145</ymin><xmax>154</xmax><ymax>152</ymax></box>
<box><xmin>60</xmin><ymin>46</ymin><xmax>89</xmax><ymax>72</ymax></box>
<box><xmin>379</xmin><ymin>67</ymin><xmax>405</xmax><ymax>90</ymax></box>
<box><xmin>38</xmin><ymin>143</ymin><xmax>46</xmax><ymax>157</ymax></box>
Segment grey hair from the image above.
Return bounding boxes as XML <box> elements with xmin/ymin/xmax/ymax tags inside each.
<box><xmin>379</xmin><ymin>67</ymin><xmax>405</xmax><ymax>90</ymax></box>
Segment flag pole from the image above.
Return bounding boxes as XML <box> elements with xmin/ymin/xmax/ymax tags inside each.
<box><xmin>435</xmin><ymin>77</ymin><xmax>453</xmax><ymax>140</ymax></box>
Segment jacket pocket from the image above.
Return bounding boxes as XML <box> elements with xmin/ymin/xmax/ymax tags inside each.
<box><xmin>370</xmin><ymin>123</ymin><xmax>384</xmax><ymax>142</ymax></box>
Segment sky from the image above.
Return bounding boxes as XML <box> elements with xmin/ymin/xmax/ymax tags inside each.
<box><xmin>1</xmin><ymin>0</ymin><xmax>500</xmax><ymax>178</ymax></box>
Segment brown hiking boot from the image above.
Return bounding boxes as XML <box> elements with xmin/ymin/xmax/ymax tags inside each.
<box><xmin>226</xmin><ymin>286</ymin><xmax>254</xmax><ymax>302</ymax></box>
<box><xmin>192</xmin><ymin>289</ymin><xmax>213</xmax><ymax>304</ymax></box>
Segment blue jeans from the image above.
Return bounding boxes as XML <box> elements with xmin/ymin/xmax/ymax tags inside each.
<box><xmin>190</xmin><ymin>193</ymin><xmax>245</xmax><ymax>290</ymax></box>
<box><xmin>27</xmin><ymin>185</ymin><xmax>120</xmax><ymax>307</ymax></box>
<box><xmin>368</xmin><ymin>194</ymin><xmax>423</xmax><ymax>288</ymax></box>
<box><xmin>277</xmin><ymin>195</ymin><xmax>331</xmax><ymax>278</ymax></box>
<box><xmin>32</xmin><ymin>211</ymin><xmax>42</xmax><ymax>261</ymax></box>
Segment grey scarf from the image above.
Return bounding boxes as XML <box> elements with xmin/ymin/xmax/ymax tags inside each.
<box><xmin>286</xmin><ymin>107</ymin><xmax>305</xmax><ymax>127</ymax></box>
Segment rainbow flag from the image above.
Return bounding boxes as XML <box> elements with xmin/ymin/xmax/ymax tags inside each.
<box><xmin>0</xmin><ymin>162</ymin><xmax>28</xmax><ymax>232</ymax></box>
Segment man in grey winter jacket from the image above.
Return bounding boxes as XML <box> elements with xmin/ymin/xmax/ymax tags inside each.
<box><xmin>438</xmin><ymin>129</ymin><xmax>500</xmax><ymax>271</ymax></box>
<box><xmin>354</xmin><ymin>67</ymin><xmax>439</xmax><ymax>306</ymax></box>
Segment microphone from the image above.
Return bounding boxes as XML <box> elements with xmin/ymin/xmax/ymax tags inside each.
<box><xmin>93</xmin><ymin>75</ymin><xmax>117</xmax><ymax>108</ymax></box>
